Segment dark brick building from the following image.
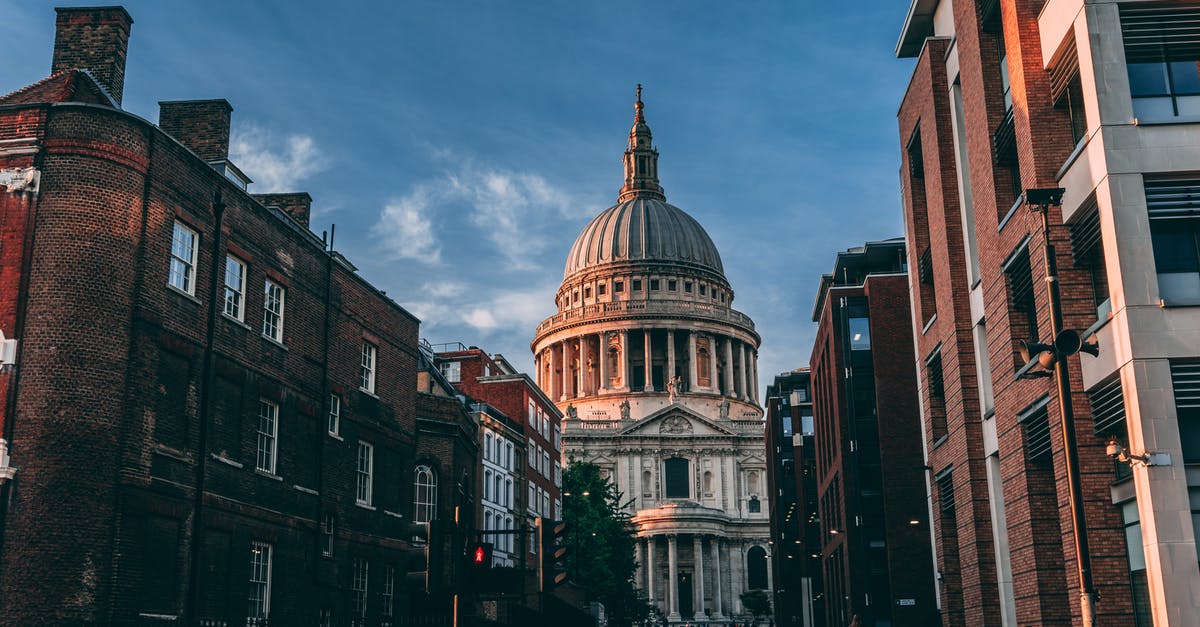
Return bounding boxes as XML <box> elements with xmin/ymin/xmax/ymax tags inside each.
<box><xmin>0</xmin><ymin>7</ymin><xmax>462</xmax><ymax>625</ymax></box>
<box><xmin>808</xmin><ymin>239</ymin><xmax>937</xmax><ymax>627</ymax></box>
<box><xmin>764</xmin><ymin>368</ymin><xmax>822</xmax><ymax>627</ymax></box>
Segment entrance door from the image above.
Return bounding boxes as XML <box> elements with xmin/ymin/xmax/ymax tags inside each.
<box><xmin>678</xmin><ymin>572</ymin><xmax>694</xmax><ymax>618</ymax></box>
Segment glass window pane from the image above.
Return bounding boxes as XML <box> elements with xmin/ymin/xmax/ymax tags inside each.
<box><xmin>1151</xmin><ymin>224</ymin><xmax>1200</xmax><ymax>273</ymax></box>
<box><xmin>1171</xmin><ymin>61</ymin><xmax>1200</xmax><ymax>95</ymax></box>
<box><xmin>1129</xmin><ymin>63</ymin><xmax>1171</xmax><ymax>97</ymax></box>
<box><xmin>1133</xmin><ymin>96</ymin><xmax>1177</xmax><ymax>120</ymax></box>
<box><xmin>1179</xmin><ymin>408</ymin><xmax>1200</xmax><ymax>463</ymax></box>
<box><xmin>1125</xmin><ymin>522</ymin><xmax>1147</xmax><ymax>571</ymax></box>
<box><xmin>848</xmin><ymin>317</ymin><xmax>871</xmax><ymax>351</ymax></box>
<box><xmin>781</xmin><ymin>416</ymin><xmax>793</xmax><ymax>437</ymax></box>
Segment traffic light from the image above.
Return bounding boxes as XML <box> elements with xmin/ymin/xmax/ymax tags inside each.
<box><xmin>536</xmin><ymin>517</ymin><xmax>568</xmax><ymax>592</ymax></box>
<box><xmin>468</xmin><ymin>541</ymin><xmax>494</xmax><ymax>567</ymax></box>
<box><xmin>404</xmin><ymin>519</ymin><xmax>443</xmax><ymax>594</ymax></box>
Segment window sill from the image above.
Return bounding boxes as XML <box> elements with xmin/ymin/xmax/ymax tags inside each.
<box><xmin>921</xmin><ymin>313</ymin><xmax>937</xmax><ymax>335</ymax></box>
<box><xmin>1055</xmin><ymin>135</ymin><xmax>1090</xmax><ymax>182</ymax></box>
<box><xmin>261</xmin><ymin>334</ymin><xmax>287</xmax><ymax>350</ymax></box>
<box><xmin>356</xmin><ymin>501</ymin><xmax>376</xmax><ymax>511</ymax></box>
<box><xmin>166</xmin><ymin>284</ymin><xmax>201</xmax><ymax>304</ymax></box>
<box><xmin>1159</xmin><ymin>298</ymin><xmax>1200</xmax><ymax>308</ymax></box>
<box><xmin>255</xmin><ymin>469</ymin><xmax>283</xmax><ymax>481</ymax></box>
<box><xmin>154</xmin><ymin>444</ymin><xmax>192</xmax><ymax>463</ymax></box>
<box><xmin>327</xmin><ymin>432</ymin><xmax>343</xmax><ymax>441</ymax></box>
<box><xmin>221</xmin><ymin>313</ymin><xmax>251</xmax><ymax>330</ymax></box>
<box><xmin>1134</xmin><ymin>115</ymin><xmax>1200</xmax><ymax>127</ymax></box>
<box><xmin>931</xmin><ymin>434</ymin><xmax>950</xmax><ymax>450</ymax></box>
<box><xmin>210</xmin><ymin>453</ymin><xmax>243</xmax><ymax>469</ymax></box>
<box><xmin>383</xmin><ymin>509</ymin><xmax>405</xmax><ymax>519</ymax></box>
<box><xmin>293</xmin><ymin>484</ymin><xmax>319</xmax><ymax>495</ymax></box>
<box><xmin>359</xmin><ymin>388</ymin><xmax>378</xmax><ymax>399</ymax></box>
<box><xmin>996</xmin><ymin>196</ymin><xmax>1025</xmax><ymax>233</ymax></box>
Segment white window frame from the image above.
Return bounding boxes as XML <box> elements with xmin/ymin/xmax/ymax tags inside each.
<box><xmin>356</xmin><ymin>441</ymin><xmax>374</xmax><ymax>506</ymax></box>
<box><xmin>352</xmin><ymin>557</ymin><xmax>368</xmax><ymax>618</ymax></box>
<box><xmin>442</xmin><ymin>360</ymin><xmax>461</xmax><ymax>383</ymax></box>
<box><xmin>381</xmin><ymin>564</ymin><xmax>395</xmax><ymax>618</ymax></box>
<box><xmin>553</xmin><ymin>425</ymin><xmax>561</xmax><ymax>451</ymax></box>
<box><xmin>223</xmin><ymin>254</ymin><xmax>246</xmax><ymax>321</ymax></box>
<box><xmin>360</xmin><ymin>341</ymin><xmax>377</xmax><ymax>393</ymax></box>
<box><xmin>262</xmin><ymin>279</ymin><xmax>285</xmax><ymax>342</ymax></box>
<box><xmin>248</xmin><ymin>541</ymin><xmax>273</xmax><ymax>621</ymax></box>
<box><xmin>321</xmin><ymin>513</ymin><xmax>335</xmax><ymax>557</ymax></box>
<box><xmin>414</xmin><ymin>465</ymin><xmax>437</xmax><ymax>523</ymax></box>
<box><xmin>256</xmin><ymin>399</ymin><xmax>279</xmax><ymax>474</ymax></box>
<box><xmin>169</xmin><ymin>221</ymin><xmax>198</xmax><ymax>295</ymax></box>
<box><xmin>327</xmin><ymin>394</ymin><xmax>340</xmax><ymax>436</ymax></box>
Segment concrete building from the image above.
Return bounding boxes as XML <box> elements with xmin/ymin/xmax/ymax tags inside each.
<box><xmin>0</xmin><ymin>7</ymin><xmax>459</xmax><ymax>625</ymax></box>
<box><xmin>531</xmin><ymin>88</ymin><xmax>771</xmax><ymax>625</ymax></box>
<box><xmin>764</xmin><ymin>369</ymin><xmax>823</xmax><ymax>627</ymax></box>
<box><xmin>808</xmin><ymin>239</ymin><xmax>937</xmax><ymax>627</ymax></box>
<box><xmin>896</xmin><ymin>0</ymin><xmax>1200</xmax><ymax>625</ymax></box>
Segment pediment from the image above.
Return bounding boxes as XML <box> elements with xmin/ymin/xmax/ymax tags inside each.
<box><xmin>617</xmin><ymin>404</ymin><xmax>736</xmax><ymax>437</ymax></box>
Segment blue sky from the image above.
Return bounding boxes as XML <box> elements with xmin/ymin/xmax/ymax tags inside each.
<box><xmin>1</xmin><ymin>0</ymin><xmax>916</xmax><ymax>392</ymax></box>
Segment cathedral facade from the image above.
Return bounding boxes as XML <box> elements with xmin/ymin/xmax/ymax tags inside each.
<box><xmin>531</xmin><ymin>89</ymin><xmax>772</xmax><ymax>624</ymax></box>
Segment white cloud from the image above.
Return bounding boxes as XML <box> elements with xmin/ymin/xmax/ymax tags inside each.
<box><xmin>230</xmin><ymin>124</ymin><xmax>327</xmax><ymax>193</ymax></box>
<box><xmin>462</xmin><ymin>308</ymin><xmax>498</xmax><ymax>330</ymax></box>
<box><xmin>374</xmin><ymin>191</ymin><xmax>442</xmax><ymax>263</ymax></box>
<box><xmin>451</xmin><ymin>167</ymin><xmax>576</xmax><ymax>269</ymax></box>
<box><xmin>422</xmin><ymin>280</ymin><xmax>467</xmax><ymax>299</ymax></box>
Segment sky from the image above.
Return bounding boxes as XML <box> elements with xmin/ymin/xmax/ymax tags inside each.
<box><xmin>0</xmin><ymin>0</ymin><xmax>917</xmax><ymax>396</ymax></box>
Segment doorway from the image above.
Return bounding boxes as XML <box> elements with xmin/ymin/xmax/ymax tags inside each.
<box><xmin>678</xmin><ymin>571</ymin><xmax>694</xmax><ymax>618</ymax></box>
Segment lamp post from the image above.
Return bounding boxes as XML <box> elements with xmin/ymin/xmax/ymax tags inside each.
<box><xmin>1022</xmin><ymin>187</ymin><xmax>1097</xmax><ymax>627</ymax></box>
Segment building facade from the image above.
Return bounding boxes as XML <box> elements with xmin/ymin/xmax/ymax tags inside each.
<box><xmin>0</xmin><ymin>8</ymin><xmax>468</xmax><ymax>625</ymax></box>
<box><xmin>531</xmin><ymin>90</ymin><xmax>772</xmax><ymax>625</ymax></box>
<box><xmin>897</xmin><ymin>0</ymin><xmax>1200</xmax><ymax>625</ymax></box>
<box><xmin>431</xmin><ymin>345</ymin><xmax>562</xmax><ymax>568</ymax></box>
<box><xmin>473</xmin><ymin>401</ymin><xmax>523</xmax><ymax>568</ymax></box>
<box><xmin>809</xmin><ymin>239</ymin><xmax>937</xmax><ymax>627</ymax></box>
<box><xmin>764</xmin><ymin>369</ymin><xmax>823</xmax><ymax>627</ymax></box>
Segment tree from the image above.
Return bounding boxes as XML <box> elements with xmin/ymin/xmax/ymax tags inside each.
<box><xmin>562</xmin><ymin>460</ymin><xmax>654</xmax><ymax>626</ymax></box>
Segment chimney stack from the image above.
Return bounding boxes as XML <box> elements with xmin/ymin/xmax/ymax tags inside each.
<box><xmin>253</xmin><ymin>193</ymin><xmax>313</xmax><ymax>228</ymax></box>
<box><xmin>158</xmin><ymin>100</ymin><xmax>233</xmax><ymax>163</ymax></box>
<box><xmin>52</xmin><ymin>7</ymin><xmax>134</xmax><ymax>106</ymax></box>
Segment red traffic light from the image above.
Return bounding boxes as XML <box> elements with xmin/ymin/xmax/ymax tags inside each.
<box><xmin>468</xmin><ymin>542</ymin><xmax>494</xmax><ymax>567</ymax></box>
<box><xmin>473</xmin><ymin>546</ymin><xmax>486</xmax><ymax>564</ymax></box>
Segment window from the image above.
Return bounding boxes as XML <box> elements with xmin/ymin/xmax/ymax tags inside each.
<box><xmin>553</xmin><ymin>425</ymin><xmax>561</xmax><ymax>451</ymax></box>
<box><xmin>528</xmin><ymin>401</ymin><xmax>536</xmax><ymax>423</ymax></box>
<box><xmin>1069</xmin><ymin>195</ymin><xmax>1111</xmax><ymax>318</ymax></box>
<box><xmin>484</xmin><ymin>469</ymin><xmax>492</xmax><ymax>501</ymax></box>
<box><xmin>748</xmin><ymin>496</ymin><xmax>761</xmax><ymax>513</ymax></box>
<box><xmin>598</xmin><ymin>283</ymin><xmax>607</xmax><ymax>296</ymax></box>
<box><xmin>528</xmin><ymin>439</ymin><xmax>536</xmax><ymax>468</ymax></box>
<box><xmin>381</xmin><ymin>565</ymin><xmax>395</xmax><ymax>618</ymax></box>
<box><xmin>917</xmin><ymin>247</ymin><xmax>937</xmax><ymax>324</ymax></box>
<box><xmin>699</xmin><ymin>284</ymin><xmax>707</xmax><ymax>296</ymax></box>
<box><xmin>223</xmin><ymin>255</ymin><xmax>246</xmax><ymax>320</ymax></box>
<box><xmin>1121</xmin><ymin>4</ymin><xmax>1200</xmax><ymax>121</ymax></box>
<box><xmin>360</xmin><ymin>341</ymin><xmax>377</xmax><ymax>393</ymax></box>
<box><xmin>848</xmin><ymin>315</ymin><xmax>871</xmax><ymax>351</ymax></box>
<box><xmin>1147</xmin><ymin>178</ymin><xmax>1200</xmax><ymax>304</ymax></box>
<box><xmin>1019</xmin><ymin>397</ymin><xmax>1054</xmax><ymax>466</ymax></box>
<box><xmin>248</xmin><ymin>541</ymin><xmax>273</xmax><ymax>622</ymax></box>
<box><xmin>169</xmin><ymin>221</ymin><xmax>198</xmax><ymax>295</ymax></box>
<box><xmin>485</xmin><ymin>433</ymin><xmax>493</xmax><ymax>462</ymax></box>
<box><xmin>528</xmin><ymin>481</ymin><xmax>537</xmax><ymax>513</ymax></box>
<box><xmin>356</xmin><ymin>442</ymin><xmax>374</xmax><ymax>506</ymax></box>
<box><xmin>650</xmin><ymin>279</ymin><xmax>660</xmax><ymax>290</ymax></box>
<box><xmin>352</xmin><ymin>558</ymin><xmax>368</xmax><ymax>619</ymax></box>
<box><xmin>506</xmin><ymin>478</ymin><xmax>513</xmax><ymax>507</ymax></box>
<box><xmin>321</xmin><ymin>513</ymin><xmax>335</xmax><ymax>557</ymax></box>
<box><xmin>584</xmin><ymin>286</ymin><xmax>591</xmax><ymax>298</ymax></box>
<box><xmin>542</xmin><ymin>490</ymin><xmax>550</xmax><ymax>517</ymax></box>
<box><xmin>927</xmin><ymin>348</ymin><xmax>948</xmax><ymax>440</ymax></box>
<box><xmin>615</xmin><ymin>281</ymin><xmax>624</xmax><ymax>293</ymax></box>
<box><xmin>669</xmin><ymin>279</ymin><xmax>677</xmax><ymax>291</ymax></box>
<box><xmin>1171</xmin><ymin>362</ymin><xmax>1200</xmax><ymax>463</ymax></box>
<box><xmin>414</xmin><ymin>465</ymin><xmax>437</xmax><ymax>523</ymax></box>
<box><xmin>262</xmin><ymin>280</ymin><xmax>285</xmax><ymax>342</ymax></box>
<box><xmin>1120</xmin><ymin>500</ymin><xmax>1153</xmax><ymax>626</ymax></box>
<box><xmin>442</xmin><ymin>360</ymin><xmax>461</xmax><ymax>382</ymax></box>
<box><xmin>543</xmin><ymin>450</ymin><xmax>550</xmax><ymax>478</ymax></box>
<box><xmin>747</xmin><ymin>546</ymin><xmax>768</xmax><ymax>590</ymax></box>
<box><xmin>684</xmin><ymin>281</ymin><xmax>693</xmax><ymax>293</ymax></box>
<box><xmin>664</xmin><ymin>457</ymin><xmax>689</xmax><ymax>498</ymax></box>
<box><xmin>328</xmin><ymin>394</ymin><xmax>341</xmax><ymax>436</ymax></box>
<box><xmin>1004</xmin><ymin>244</ymin><xmax>1039</xmax><ymax>348</ymax></box>
<box><xmin>781</xmin><ymin>416</ymin><xmax>793</xmax><ymax>437</ymax></box>
<box><xmin>256</xmin><ymin>399</ymin><xmax>278</xmax><ymax>474</ymax></box>
<box><xmin>554</xmin><ymin>498</ymin><xmax>562</xmax><ymax>520</ymax></box>
<box><xmin>633</xmin><ymin>279</ymin><xmax>642</xmax><ymax>291</ymax></box>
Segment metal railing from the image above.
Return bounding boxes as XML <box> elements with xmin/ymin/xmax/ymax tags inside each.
<box><xmin>535</xmin><ymin>299</ymin><xmax>755</xmax><ymax>335</ymax></box>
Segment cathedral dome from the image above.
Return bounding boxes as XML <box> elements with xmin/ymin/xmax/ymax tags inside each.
<box><xmin>563</xmin><ymin>197</ymin><xmax>724</xmax><ymax>279</ymax></box>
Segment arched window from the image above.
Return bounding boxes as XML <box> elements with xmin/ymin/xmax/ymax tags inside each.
<box><xmin>697</xmin><ymin>347</ymin><xmax>712</xmax><ymax>387</ymax></box>
<box><xmin>485</xmin><ymin>433</ymin><xmax>493</xmax><ymax>461</ymax></box>
<box><xmin>414</xmin><ymin>465</ymin><xmax>437</xmax><ymax>523</ymax></box>
<box><xmin>747</xmin><ymin>546</ymin><xmax>768</xmax><ymax>590</ymax></box>
<box><xmin>664</xmin><ymin>457</ymin><xmax>689</xmax><ymax>499</ymax></box>
<box><xmin>642</xmin><ymin>470</ymin><xmax>653</xmax><ymax>496</ymax></box>
<box><xmin>703</xmin><ymin>470</ymin><xmax>713</xmax><ymax>495</ymax></box>
<box><xmin>494</xmin><ymin>476</ymin><xmax>502</xmax><ymax>505</ymax></box>
<box><xmin>484</xmin><ymin>469</ymin><xmax>492</xmax><ymax>502</ymax></box>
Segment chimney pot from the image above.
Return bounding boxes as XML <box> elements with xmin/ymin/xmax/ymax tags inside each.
<box><xmin>52</xmin><ymin>6</ymin><xmax>134</xmax><ymax>105</ymax></box>
<box><xmin>158</xmin><ymin>99</ymin><xmax>234</xmax><ymax>163</ymax></box>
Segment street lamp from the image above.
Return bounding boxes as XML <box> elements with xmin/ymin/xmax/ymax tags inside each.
<box><xmin>1019</xmin><ymin>187</ymin><xmax>1098</xmax><ymax>627</ymax></box>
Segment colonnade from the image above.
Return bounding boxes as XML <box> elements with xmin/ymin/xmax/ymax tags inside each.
<box><xmin>635</xmin><ymin>534</ymin><xmax>770</xmax><ymax>622</ymax></box>
<box><xmin>535</xmin><ymin>328</ymin><xmax>758</xmax><ymax>407</ymax></box>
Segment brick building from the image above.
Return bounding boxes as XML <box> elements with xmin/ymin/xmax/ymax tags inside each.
<box><xmin>430</xmin><ymin>345</ymin><xmax>562</xmax><ymax>567</ymax></box>
<box><xmin>808</xmin><ymin>239</ymin><xmax>937</xmax><ymax>627</ymax></box>
<box><xmin>764</xmin><ymin>369</ymin><xmax>822</xmax><ymax>627</ymax></box>
<box><xmin>0</xmin><ymin>7</ymin><xmax>459</xmax><ymax>625</ymax></box>
<box><xmin>896</xmin><ymin>0</ymin><xmax>1200</xmax><ymax>625</ymax></box>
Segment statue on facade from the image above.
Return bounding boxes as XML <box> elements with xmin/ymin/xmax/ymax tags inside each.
<box><xmin>619</xmin><ymin>399</ymin><xmax>631</xmax><ymax>420</ymax></box>
<box><xmin>719</xmin><ymin>397</ymin><xmax>730</xmax><ymax>420</ymax></box>
<box><xmin>566</xmin><ymin>404</ymin><xmax>578</xmax><ymax>420</ymax></box>
<box><xmin>667</xmin><ymin>375</ymin><xmax>679</xmax><ymax>402</ymax></box>
<box><xmin>660</xmin><ymin>416</ymin><xmax>693</xmax><ymax>434</ymax></box>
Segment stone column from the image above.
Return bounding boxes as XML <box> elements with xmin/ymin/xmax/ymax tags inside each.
<box><xmin>666</xmin><ymin>329</ymin><xmax>676</xmax><ymax>387</ymax></box>
<box><xmin>646</xmin><ymin>536</ymin><xmax>656</xmax><ymax>605</ymax></box>
<box><xmin>620</xmin><ymin>329</ymin><xmax>630</xmax><ymax>391</ymax></box>
<box><xmin>667</xmin><ymin>535</ymin><xmax>680</xmax><ymax>621</ymax></box>
<box><xmin>693</xmin><ymin>535</ymin><xmax>706</xmax><ymax>620</ymax></box>
<box><xmin>723</xmin><ymin>337</ymin><xmax>734</xmax><ymax>397</ymax></box>
<box><xmin>750</xmin><ymin>350</ymin><xmax>758</xmax><ymax>403</ymax></box>
<box><xmin>739</xmin><ymin>343</ymin><xmax>749</xmax><ymax>401</ymax></box>
<box><xmin>712</xmin><ymin>536</ymin><xmax>724</xmax><ymax>618</ymax></box>
<box><xmin>560</xmin><ymin>341</ymin><xmax>570</xmax><ymax>401</ymax></box>
<box><xmin>765</xmin><ymin>543</ymin><xmax>774</xmax><ymax>596</ymax></box>
<box><xmin>643</xmin><ymin>329</ymin><xmax>653</xmax><ymax>392</ymax></box>
<box><xmin>708</xmin><ymin>335</ymin><xmax>718</xmax><ymax>392</ymax></box>
<box><xmin>598</xmin><ymin>333</ymin><xmax>608</xmax><ymax>392</ymax></box>
<box><xmin>731</xmin><ymin>540</ymin><xmax>744</xmax><ymax>614</ymax></box>
<box><xmin>534</xmin><ymin>352</ymin><xmax>541</xmax><ymax>389</ymax></box>
<box><xmin>687</xmin><ymin>332</ymin><xmax>698</xmax><ymax>390</ymax></box>
<box><xmin>635</xmin><ymin>539</ymin><xmax>644</xmax><ymax>591</ymax></box>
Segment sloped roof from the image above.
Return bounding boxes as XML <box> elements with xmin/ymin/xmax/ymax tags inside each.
<box><xmin>0</xmin><ymin>69</ymin><xmax>117</xmax><ymax>107</ymax></box>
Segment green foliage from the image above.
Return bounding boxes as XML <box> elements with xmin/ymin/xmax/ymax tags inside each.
<box><xmin>562</xmin><ymin>460</ymin><xmax>654</xmax><ymax>625</ymax></box>
<box><xmin>740</xmin><ymin>589</ymin><xmax>771</xmax><ymax>617</ymax></box>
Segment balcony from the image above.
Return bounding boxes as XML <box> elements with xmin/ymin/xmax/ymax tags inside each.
<box><xmin>535</xmin><ymin>299</ymin><xmax>756</xmax><ymax>336</ymax></box>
